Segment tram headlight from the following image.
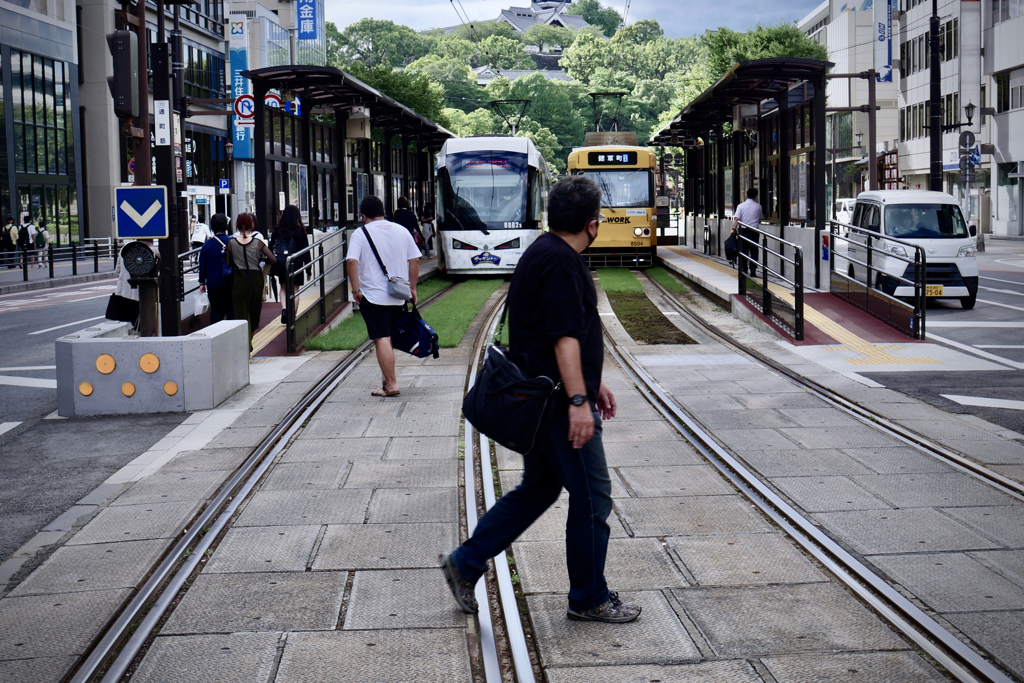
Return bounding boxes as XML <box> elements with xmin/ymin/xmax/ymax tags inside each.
<box><xmin>633</xmin><ymin>227</ymin><xmax>644</xmax><ymax>237</ymax></box>
<box><xmin>495</xmin><ymin>238</ymin><xmax>521</xmax><ymax>250</ymax></box>
<box><xmin>452</xmin><ymin>239</ymin><xmax>479</xmax><ymax>250</ymax></box>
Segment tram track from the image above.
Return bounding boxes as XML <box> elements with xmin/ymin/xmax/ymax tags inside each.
<box><xmin>67</xmin><ymin>283</ymin><xmax>460</xmax><ymax>683</ymax></box>
<box><xmin>598</xmin><ymin>269</ymin><xmax>1019</xmax><ymax>683</ymax></box>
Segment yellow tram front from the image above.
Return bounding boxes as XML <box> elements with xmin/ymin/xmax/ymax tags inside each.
<box><xmin>567</xmin><ymin>146</ymin><xmax>657</xmax><ymax>268</ymax></box>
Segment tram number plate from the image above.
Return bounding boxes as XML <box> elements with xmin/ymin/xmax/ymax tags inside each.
<box><xmin>925</xmin><ymin>285</ymin><xmax>944</xmax><ymax>297</ymax></box>
<box><xmin>630</xmin><ymin>241</ymin><xmax>646</xmax><ymax>247</ymax></box>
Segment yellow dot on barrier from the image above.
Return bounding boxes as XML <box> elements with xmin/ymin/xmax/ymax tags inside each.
<box><xmin>140</xmin><ymin>353</ymin><xmax>160</xmax><ymax>373</ymax></box>
<box><xmin>79</xmin><ymin>382</ymin><xmax>94</xmax><ymax>396</ymax></box>
<box><xmin>96</xmin><ymin>354</ymin><xmax>116</xmax><ymax>374</ymax></box>
<box><xmin>121</xmin><ymin>382</ymin><xmax>136</xmax><ymax>397</ymax></box>
<box><xmin>164</xmin><ymin>381</ymin><xmax>178</xmax><ymax>396</ymax></box>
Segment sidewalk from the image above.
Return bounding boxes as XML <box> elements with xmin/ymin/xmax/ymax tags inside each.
<box><xmin>0</xmin><ymin>259</ymin><xmax>117</xmax><ymax>295</ymax></box>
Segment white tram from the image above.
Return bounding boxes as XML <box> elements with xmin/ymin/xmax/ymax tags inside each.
<box><xmin>436</xmin><ymin>136</ymin><xmax>550</xmax><ymax>276</ymax></box>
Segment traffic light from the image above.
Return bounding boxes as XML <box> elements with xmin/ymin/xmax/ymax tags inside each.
<box><xmin>106</xmin><ymin>30</ymin><xmax>139</xmax><ymax>118</ymax></box>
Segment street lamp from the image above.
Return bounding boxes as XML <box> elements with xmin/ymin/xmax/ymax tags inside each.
<box><xmin>964</xmin><ymin>101</ymin><xmax>976</xmax><ymax>127</ymax></box>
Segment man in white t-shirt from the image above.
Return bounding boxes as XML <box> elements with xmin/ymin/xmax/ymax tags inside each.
<box><xmin>346</xmin><ymin>195</ymin><xmax>421</xmax><ymax>397</ymax></box>
<box><xmin>732</xmin><ymin>188</ymin><xmax>763</xmax><ymax>278</ymax></box>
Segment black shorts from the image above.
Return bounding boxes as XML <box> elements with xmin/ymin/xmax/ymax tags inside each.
<box><xmin>359</xmin><ymin>298</ymin><xmax>403</xmax><ymax>340</ymax></box>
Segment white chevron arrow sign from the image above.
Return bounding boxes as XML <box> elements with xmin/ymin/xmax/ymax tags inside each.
<box><xmin>120</xmin><ymin>200</ymin><xmax>161</xmax><ymax>227</ymax></box>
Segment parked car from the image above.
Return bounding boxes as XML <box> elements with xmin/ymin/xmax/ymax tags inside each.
<box><xmin>843</xmin><ymin>190</ymin><xmax>978</xmax><ymax>309</ymax></box>
<box><xmin>835</xmin><ymin>197</ymin><xmax>855</xmax><ymax>225</ymax></box>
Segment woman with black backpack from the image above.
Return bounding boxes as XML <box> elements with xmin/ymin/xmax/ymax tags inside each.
<box><xmin>269</xmin><ymin>205</ymin><xmax>311</xmax><ymax>302</ymax></box>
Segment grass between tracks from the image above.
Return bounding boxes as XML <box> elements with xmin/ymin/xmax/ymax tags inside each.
<box><xmin>306</xmin><ymin>275</ymin><xmax>455</xmax><ymax>351</ymax></box>
<box><xmin>646</xmin><ymin>266</ymin><xmax>689</xmax><ymax>294</ymax></box>
<box><xmin>595</xmin><ymin>268</ymin><xmax>696</xmax><ymax>345</ymax></box>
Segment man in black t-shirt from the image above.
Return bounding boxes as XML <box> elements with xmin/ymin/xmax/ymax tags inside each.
<box><xmin>441</xmin><ymin>176</ymin><xmax>641</xmax><ymax>624</ymax></box>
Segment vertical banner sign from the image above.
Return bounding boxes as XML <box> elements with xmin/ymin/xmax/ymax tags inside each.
<box><xmin>155</xmin><ymin>100</ymin><xmax>171</xmax><ymax>146</ymax></box>
<box><xmin>229</xmin><ymin>17</ymin><xmax>252</xmax><ymax>159</ymax></box>
<box><xmin>875</xmin><ymin>0</ymin><xmax>893</xmax><ymax>82</ymax></box>
<box><xmin>297</xmin><ymin>0</ymin><xmax>317</xmax><ymax>40</ymax></box>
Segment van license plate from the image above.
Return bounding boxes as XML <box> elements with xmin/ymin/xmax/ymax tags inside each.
<box><xmin>925</xmin><ymin>285</ymin><xmax>944</xmax><ymax>297</ymax></box>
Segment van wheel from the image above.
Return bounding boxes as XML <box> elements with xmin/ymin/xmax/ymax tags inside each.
<box><xmin>960</xmin><ymin>292</ymin><xmax>977</xmax><ymax>310</ymax></box>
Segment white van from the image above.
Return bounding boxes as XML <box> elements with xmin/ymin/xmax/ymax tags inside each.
<box><xmin>835</xmin><ymin>197</ymin><xmax>855</xmax><ymax>225</ymax></box>
<box><xmin>845</xmin><ymin>190</ymin><xmax>978</xmax><ymax>309</ymax></box>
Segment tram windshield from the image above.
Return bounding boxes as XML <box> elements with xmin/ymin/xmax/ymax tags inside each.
<box><xmin>578</xmin><ymin>170</ymin><xmax>651</xmax><ymax>208</ymax></box>
<box><xmin>443</xmin><ymin>152</ymin><xmax>528</xmax><ymax>230</ymax></box>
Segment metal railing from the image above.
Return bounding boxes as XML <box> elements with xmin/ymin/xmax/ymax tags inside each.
<box><xmin>736</xmin><ymin>221</ymin><xmax>805</xmax><ymax>341</ymax></box>
<box><xmin>177</xmin><ymin>246</ymin><xmax>203</xmax><ymax>302</ymax></box>
<box><xmin>1</xmin><ymin>242</ymin><xmax>117</xmax><ymax>282</ymax></box>
<box><xmin>828</xmin><ymin>221</ymin><xmax>926</xmax><ymax>340</ymax></box>
<box><xmin>283</xmin><ymin>230</ymin><xmax>348</xmax><ymax>353</ymax></box>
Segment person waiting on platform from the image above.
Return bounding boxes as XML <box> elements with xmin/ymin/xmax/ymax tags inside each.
<box><xmin>732</xmin><ymin>188</ymin><xmax>763</xmax><ymax>278</ymax></box>
<box><xmin>225</xmin><ymin>213</ymin><xmax>276</xmax><ymax>352</ymax></box>
<box><xmin>269</xmin><ymin>205</ymin><xmax>311</xmax><ymax>307</ymax></box>
<box><xmin>393</xmin><ymin>196</ymin><xmax>428</xmax><ymax>258</ymax></box>
<box><xmin>199</xmin><ymin>213</ymin><xmax>234</xmax><ymax>324</ymax></box>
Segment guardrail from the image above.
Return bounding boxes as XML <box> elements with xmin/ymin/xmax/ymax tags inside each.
<box><xmin>283</xmin><ymin>230</ymin><xmax>348</xmax><ymax>353</ymax></box>
<box><xmin>1</xmin><ymin>242</ymin><xmax>117</xmax><ymax>282</ymax></box>
<box><xmin>828</xmin><ymin>221</ymin><xmax>926</xmax><ymax>340</ymax></box>
<box><xmin>177</xmin><ymin>246</ymin><xmax>202</xmax><ymax>302</ymax></box>
<box><xmin>736</xmin><ymin>221</ymin><xmax>804</xmax><ymax>341</ymax></box>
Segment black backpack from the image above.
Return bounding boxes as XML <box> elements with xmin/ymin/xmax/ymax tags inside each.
<box><xmin>270</xmin><ymin>234</ymin><xmax>294</xmax><ymax>278</ymax></box>
<box><xmin>18</xmin><ymin>225</ymin><xmax>30</xmax><ymax>249</ymax></box>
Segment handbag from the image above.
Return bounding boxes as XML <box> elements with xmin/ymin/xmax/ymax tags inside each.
<box><xmin>361</xmin><ymin>226</ymin><xmax>412</xmax><ymax>301</ymax></box>
<box><xmin>462</xmin><ymin>301</ymin><xmax>561</xmax><ymax>455</ymax></box>
<box><xmin>391</xmin><ymin>302</ymin><xmax>440</xmax><ymax>359</ymax></box>
<box><xmin>724</xmin><ymin>233</ymin><xmax>739</xmax><ymax>263</ymax></box>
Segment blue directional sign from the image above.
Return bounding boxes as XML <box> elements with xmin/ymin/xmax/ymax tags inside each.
<box><xmin>115</xmin><ymin>186</ymin><xmax>169</xmax><ymax>239</ymax></box>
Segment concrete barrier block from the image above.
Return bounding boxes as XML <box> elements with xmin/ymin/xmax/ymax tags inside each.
<box><xmin>56</xmin><ymin>320</ymin><xmax>249</xmax><ymax>417</ymax></box>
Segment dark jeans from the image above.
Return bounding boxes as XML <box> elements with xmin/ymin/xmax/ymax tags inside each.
<box><xmin>208</xmin><ymin>283</ymin><xmax>232</xmax><ymax>324</ymax></box>
<box><xmin>739</xmin><ymin>229</ymin><xmax>759</xmax><ymax>276</ymax></box>
<box><xmin>450</xmin><ymin>409</ymin><xmax>612</xmax><ymax>613</ymax></box>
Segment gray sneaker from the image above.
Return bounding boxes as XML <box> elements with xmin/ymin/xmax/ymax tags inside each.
<box><xmin>567</xmin><ymin>592</ymin><xmax>641</xmax><ymax>623</ymax></box>
<box><xmin>440</xmin><ymin>552</ymin><xmax>478</xmax><ymax>614</ymax></box>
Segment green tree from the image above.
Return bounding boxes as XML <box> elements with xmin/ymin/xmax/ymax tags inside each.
<box><xmin>484</xmin><ymin>76</ymin><xmax>512</xmax><ymax>102</ymax></box>
<box><xmin>325</xmin><ymin>21</ymin><xmax>344</xmax><ymax>68</ymax></box>
<box><xmin>477</xmin><ymin>35</ymin><xmax>534</xmax><ymax>70</ymax></box>
<box><xmin>509</xmin><ymin>73</ymin><xmax>585</xmax><ymax>151</ymax></box>
<box><xmin>702</xmin><ymin>24</ymin><xmax>829</xmax><ymax>79</ymax></box>
<box><xmin>523</xmin><ymin>24</ymin><xmax>572</xmax><ymax>53</ymax></box>
<box><xmin>566</xmin><ymin>0</ymin><xmax>622</xmax><ymax>37</ymax></box>
<box><xmin>613</xmin><ymin>19</ymin><xmax>663</xmax><ymax>45</ymax></box>
<box><xmin>450</xmin><ymin>20</ymin><xmax>517</xmax><ymax>43</ymax></box>
<box><xmin>516</xmin><ymin>117</ymin><xmax>564</xmax><ymax>174</ymax></box>
<box><xmin>406</xmin><ymin>54</ymin><xmax>488</xmax><ymax>113</ymax></box>
<box><xmin>559</xmin><ymin>32</ymin><xmax>606</xmax><ymax>84</ymax></box>
<box><xmin>337</xmin><ymin>19</ymin><xmax>431</xmax><ymax>68</ymax></box>
<box><xmin>345</xmin><ymin>62</ymin><xmax>451</xmax><ymax>128</ymax></box>
<box><xmin>434</xmin><ymin>35</ymin><xmax>476</xmax><ymax>62</ymax></box>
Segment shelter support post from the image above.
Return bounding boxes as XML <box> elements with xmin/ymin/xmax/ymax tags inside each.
<box><xmin>814</xmin><ymin>73</ymin><xmax>828</xmax><ymax>289</ymax></box>
<box><xmin>254</xmin><ymin>81</ymin><xmax>269</xmax><ymax>236</ymax></box>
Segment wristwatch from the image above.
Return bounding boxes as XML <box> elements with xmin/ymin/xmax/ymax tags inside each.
<box><xmin>569</xmin><ymin>394</ymin><xmax>587</xmax><ymax>407</ymax></box>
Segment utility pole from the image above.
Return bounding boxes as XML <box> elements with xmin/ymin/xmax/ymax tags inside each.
<box><xmin>928</xmin><ymin>0</ymin><xmax>943</xmax><ymax>191</ymax></box>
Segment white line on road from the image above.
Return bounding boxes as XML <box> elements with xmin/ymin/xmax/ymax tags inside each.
<box><xmin>926</xmin><ymin>333</ymin><xmax>1024</xmax><ymax>370</ymax></box>
<box><xmin>942</xmin><ymin>395</ymin><xmax>1024</xmax><ymax>411</ymax></box>
<box><xmin>977</xmin><ymin>298</ymin><xmax>1024</xmax><ymax>313</ymax></box>
<box><xmin>0</xmin><ymin>422</ymin><xmax>21</xmax><ymax>436</ymax></box>
<box><xmin>0</xmin><ymin>375</ymin><xmax>58</xmax><ymax>389</ymax></box>
<box><xmin>980</xmin><ymin>286</ymin><xmax>1024</xmax><ymax>297</ymax></box>
<box><xmin>980</xmin><ymin>275</ymin><xmax>1024</xmax><ymax>287</ymax></box>
<box><xmin>28</xmin><ymin>316</ymin><xmax>105</xmax><ymax>335</ymax></box>
<box><xmin>0</xmin><ymin>365</ymin><xmax>57</xmax><ymax>371</ymax></box>
<box><xmin>974</xmin><ymin>345</ymin><xmax>1024</xmax><ymax>349</ymax></box>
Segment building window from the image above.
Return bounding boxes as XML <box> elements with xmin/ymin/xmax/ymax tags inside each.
<box><xmin>10</xmin><ymin>50</ymin><xmax>75</xmax><ymax>177</ymax></box>
<box><xmin>995</xmin><ymin>73</ymin><xmax>1011</xmax><ymax>112</ymax></box>
<box><xmin>992</xmin><ymin>0</ymin><xmax>1021</xmax><ymax>25</ymax></box>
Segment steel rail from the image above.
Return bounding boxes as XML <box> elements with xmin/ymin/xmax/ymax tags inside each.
<box><xmin>646</xmin><ymin>272</ymin><xmax>1024</xmax><ymax>501</ymax></box>
<box><xmin>605</xmin><ymin>339</ymin><xmax>1009</xmax><ymax>683</ymax></box>
<box><xmin>463</xmin><ymin>293</ymin><xmax>504</xmax><ymax>683</ymax></box>
<box><xmin>70</xmin><ymin>284</ymin><xmax>457</xmax><ymax>683</ymax></box>
<box><xmin>474</xmin><ymin>293</ymin><xmax>536</xmax><ymax>683</ymax></box>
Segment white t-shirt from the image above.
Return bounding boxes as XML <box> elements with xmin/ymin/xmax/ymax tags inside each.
<box><xmin>347</xmin><ymin>220</ymin><xmax>420</xmax><ymax>306</ymax></box>
<box><xmin>190</xmin><ymin>222</ymin><xmax>212</xmax><ymax>244</ymax></box>
<box><xmin>734</xmin><ymin>198</ymin><xmax>763</xmax><ymax>230</ymax></box>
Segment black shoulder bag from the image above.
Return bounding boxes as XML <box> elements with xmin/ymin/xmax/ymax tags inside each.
<box><xmin>462</xmin><ymin>300</ymin><xmax>561</xmax><ymax>455</ymax></box>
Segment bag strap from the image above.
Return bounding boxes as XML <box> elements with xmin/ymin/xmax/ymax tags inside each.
<box><xmin>493</xmin><ymin>298</ymin><xmax>510</xmax><ymax>344</ymax></box>
<box><xmin>361</xmin><ymin>226</ymin><xmax>390</xmax><ymax>278</ymax></box>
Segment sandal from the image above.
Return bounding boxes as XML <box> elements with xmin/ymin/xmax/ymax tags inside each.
<box><xmin>371</xmin><ymin>384</ymin><xmax>401</xmax><ymax>397</ymax></box>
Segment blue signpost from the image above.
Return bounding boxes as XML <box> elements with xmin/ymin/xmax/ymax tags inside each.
<box><xmin>115</xmin><ymin>186</ymin><xmax>169</xmax><ymax>239</ymax></box>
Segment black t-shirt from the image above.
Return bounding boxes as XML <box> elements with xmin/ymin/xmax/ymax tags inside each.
<box><xmin>507</xmin><ymin>232</ymin><xmax>602</xmax><ymax>405</ymax></box>
<box><xmin>393</xmin><ymin>209</ymin><xmax>420</xmax><ymax>238</ymax></box>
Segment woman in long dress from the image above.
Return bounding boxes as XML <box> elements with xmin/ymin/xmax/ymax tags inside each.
<box><xmin>225</xmin><ymin>213</ymin><xmax>277</xmax><ymax>351</ymax></box>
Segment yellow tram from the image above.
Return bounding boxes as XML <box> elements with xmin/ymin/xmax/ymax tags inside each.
<box><xmin>567</xmin><ymin>134</ymin><xmax>658</xmax><ymax>268</ymax></box>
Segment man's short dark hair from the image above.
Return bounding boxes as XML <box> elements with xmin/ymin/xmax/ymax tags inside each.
<box><xmin>397</xmin><ymin>196</ymin><xmax>410</xmax><ymax>210</ymax></box>
<box><xmin>746</xmin><ymin>188</ymin><xmax>758</xmax><ymax>199</ymax></box>
<box><xmin>360</xmin><ymin>195</ymin><xmax>385</xmax><ymax>219</ymax></box>
<box><xmin>547</xmin><ymin>176</ymin><xmax>602</xmax><ymax>234</ymax></box>
<box><xmin>210</xmin><ymin>213</ymin><xmax>230</xmax><ymax>234</ymax></box>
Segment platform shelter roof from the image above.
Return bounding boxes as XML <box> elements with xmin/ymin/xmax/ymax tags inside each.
<box><xmin>242</xmin><ymin>64</ymin><xmax>457</xmax><ymax>145</ymax></box>
<box><xmin>648</xmin><ymin>58</ymin><xmax>833</xmax><ymax>146</ymax></box>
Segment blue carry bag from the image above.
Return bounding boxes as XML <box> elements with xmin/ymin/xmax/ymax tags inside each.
<box><xmin>391</xmin><ymin>302</ymin><xmax>440</xmax><ymax>359</ymax></box>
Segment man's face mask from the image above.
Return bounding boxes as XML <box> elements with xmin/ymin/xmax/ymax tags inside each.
<box><xmin>586</xmin><ymin>217</ymin><xmax>601</xmax><ymax>248</ymax></box>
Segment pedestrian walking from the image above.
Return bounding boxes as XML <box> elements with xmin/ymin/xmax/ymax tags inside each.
<box><xmin>269</xmin><ymin>205</ymin><xmax>311</xmax><ymax>305</ymax></box>
<box><xmin>1</xmin><ymin>217</ymin><xmax>16</xmax><ymax>268</ymax></box>
<box><xmin>393</xmin><ymin>196</ymin><xmax>427</xmax><ymax>258</ymax></box>
<box><xmin>34</xmin><ymin>220</ymin><xmax>50</xmax><ymax>267</ymax></box>
<box><xmin>345</xmin><ymin>195</ymin><xmax>420</xmax><ymax>397</ymax></box>
<box><xmin>732</xmin><ymin>188</ymin><xmax>763</xmax><ymax>278</ymax></box>
<box><xmin>441</xmin><ymin>175</ymin><xmax>641</xmax><ymax>624</ymax></box>
<box><xmin>198</xmin><ymin>213</ymin><xmax>234</xmax><ymax>324</ymax></box>
<box><xmin>420</xmin><ymin>202</ymin><xmax>435</xmax><ymax>257</ymax></box>
<box><xmin>17</xmin><ymin>215</ymin><xmax>36</xmax><ymax>268</ymax></box>
<box><xmin>225</xmin><ymin>212</ymin><xmax>276</xmax><ymax>352</ymax></box>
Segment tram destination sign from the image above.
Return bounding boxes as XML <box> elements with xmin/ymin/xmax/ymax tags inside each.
<box><xmin>588</xmin><ymin>151</ymin><xmax>637</xmax><ymax>166</ymax></box>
